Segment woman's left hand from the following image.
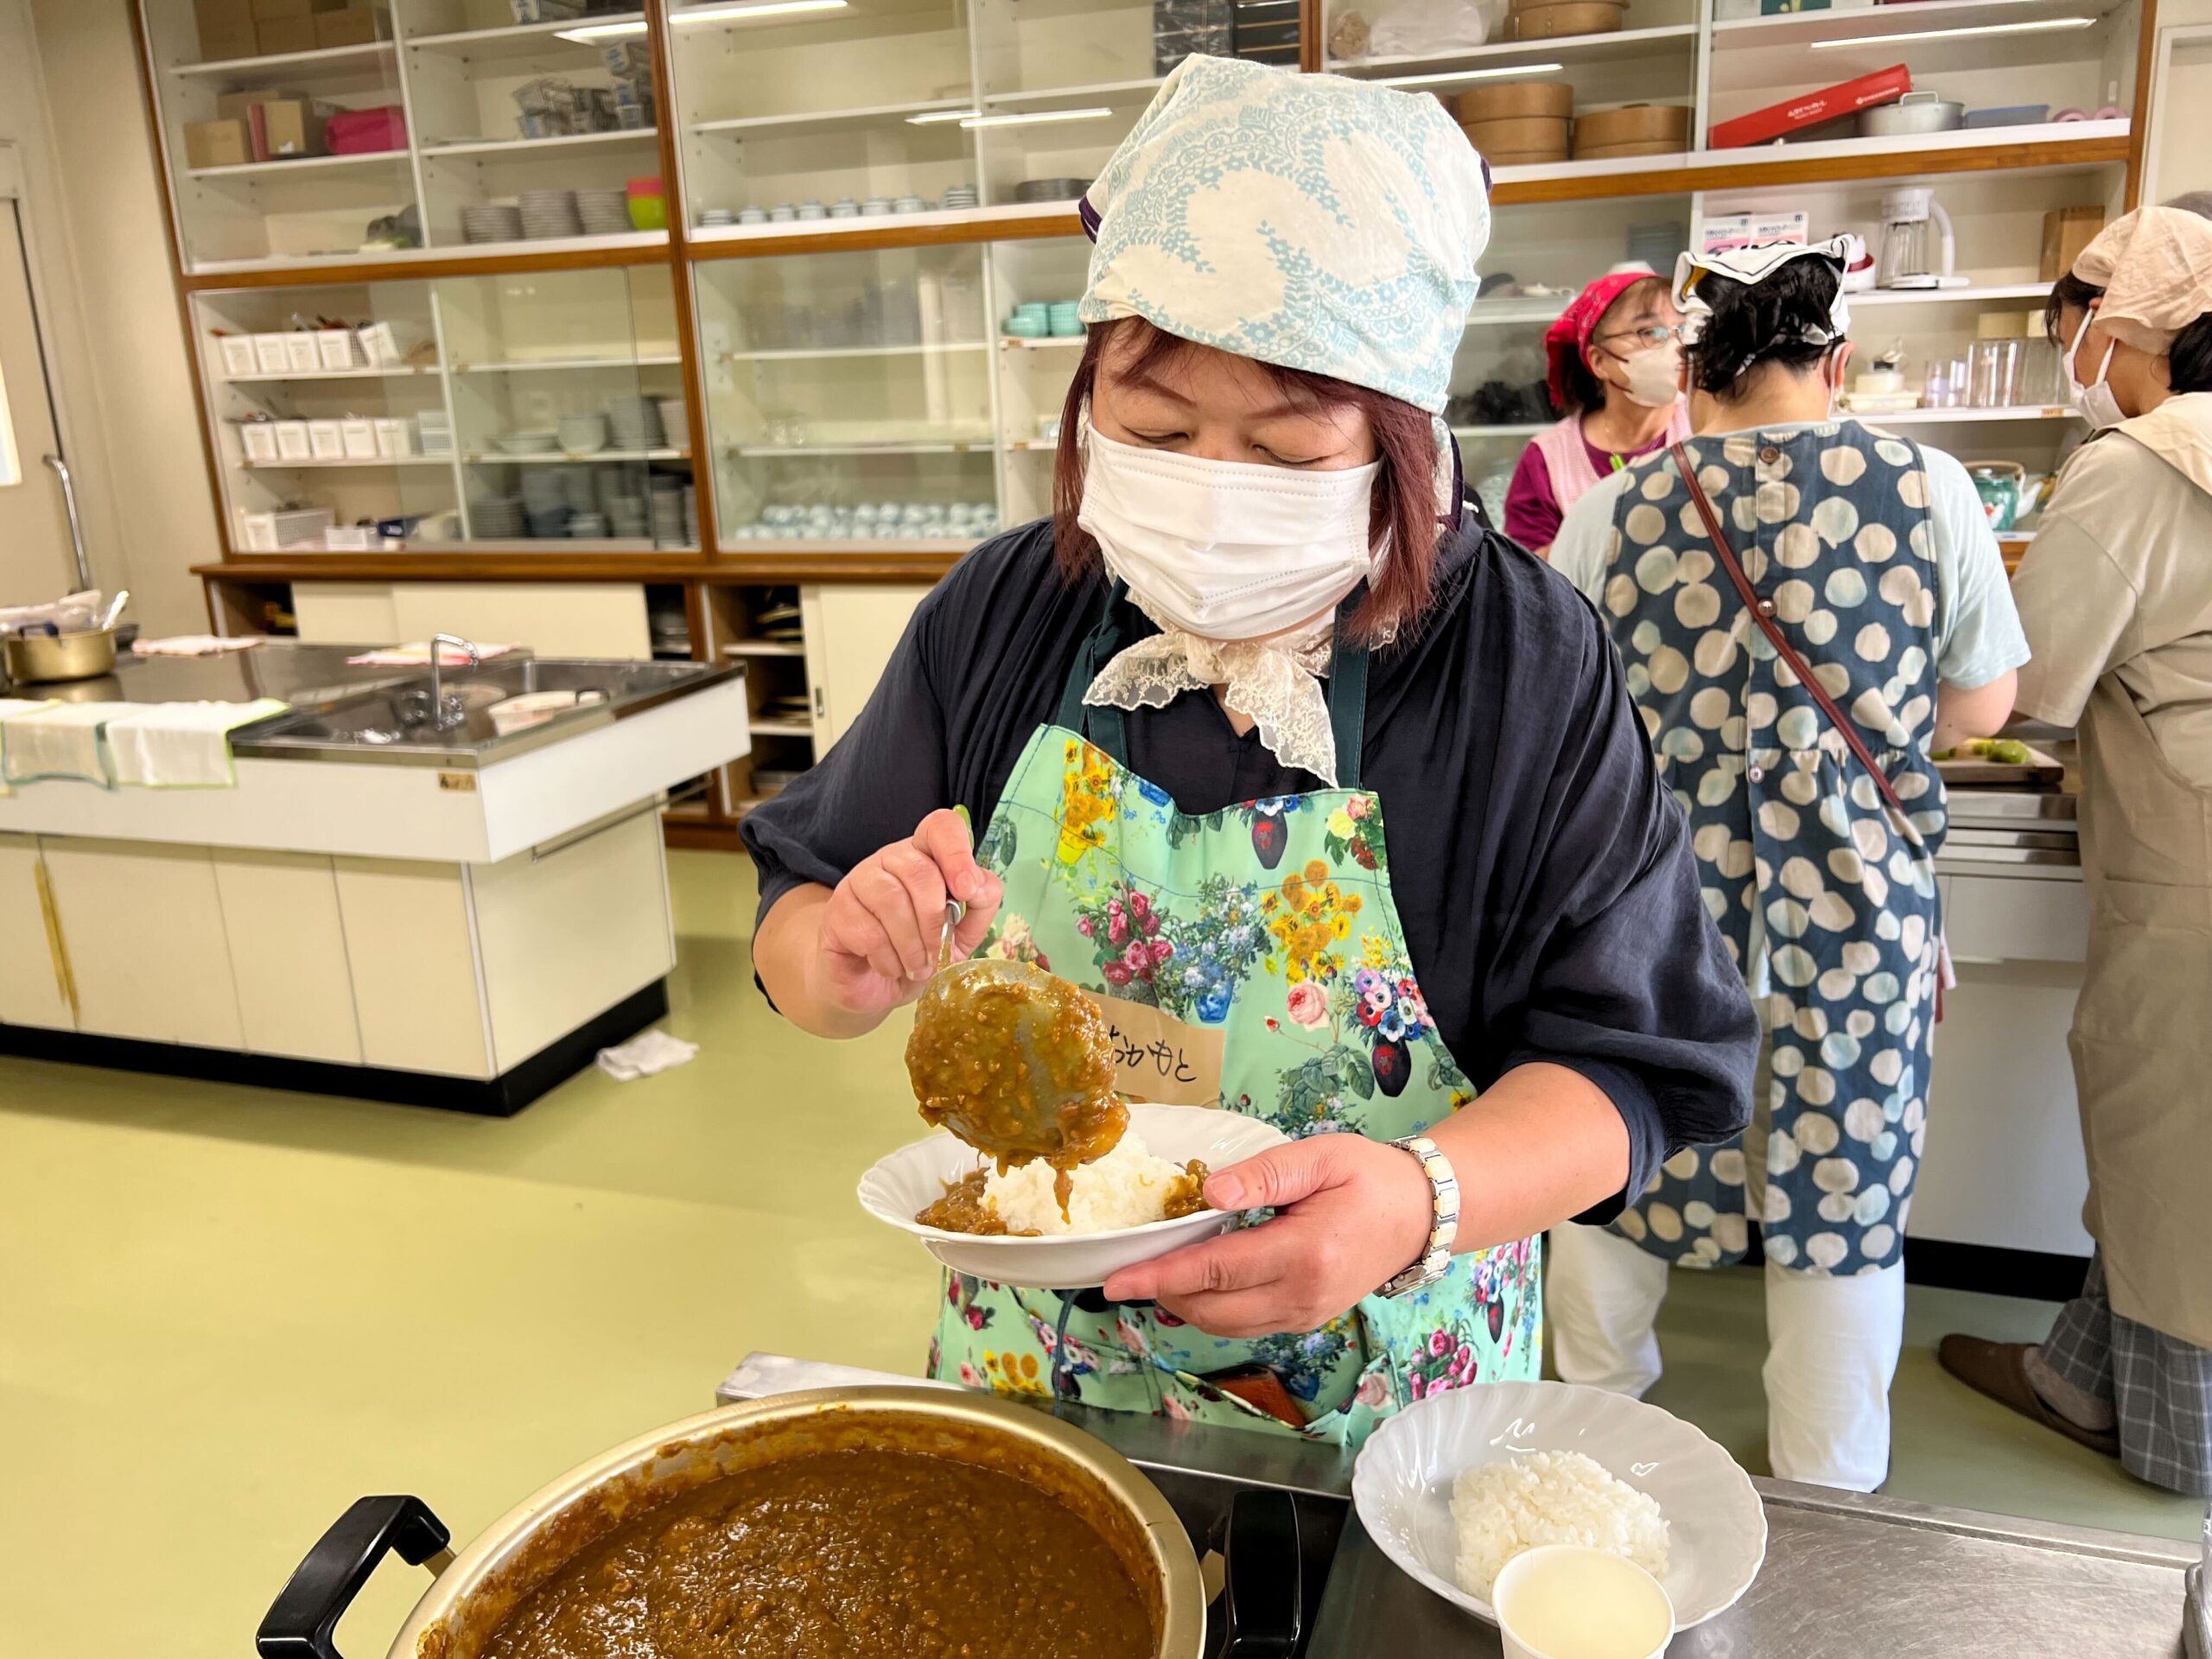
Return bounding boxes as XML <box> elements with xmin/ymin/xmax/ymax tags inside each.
<box><xmin>1101</xmin><ymin>1136</ymin><xmax>1434</xmax><ymax>1338</ymax></box>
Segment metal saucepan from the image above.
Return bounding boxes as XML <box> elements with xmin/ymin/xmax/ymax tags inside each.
<box><xmin>257</xmin><ymin>1386</ymin><xmax>1267</xmax><ymax>1659</ymax></box>
<box><xmin>1859</xmin><ymin>92</ymin><xmax>1965</xmax><ymax>137</ymax></box>
<box><xmin>3</xmin><ymin>626</ymin><xmax>118</xmax><ymax>685</ymax></box>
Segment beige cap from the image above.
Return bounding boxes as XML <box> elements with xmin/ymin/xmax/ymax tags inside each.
<box><xmin>2072</xmin><ymin>205</ymin><xmax>2212</xmax><ymax>353</ymax></box>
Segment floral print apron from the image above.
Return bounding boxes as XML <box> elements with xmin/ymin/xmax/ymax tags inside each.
<box><xmin>1598</xmin><ymin>424</ymin><xmax>1948</xmax><ymax>1276</ymax></box>
<box><xmin>927</xmin><ymin>588</ymin><xmax>1541</xmax><ymax>1445</ymax></box>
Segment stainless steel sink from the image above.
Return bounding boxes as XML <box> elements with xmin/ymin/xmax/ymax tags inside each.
<box><xmin>232</xmin><ymin>657</ymin><xmax>742</xmax><ymax>767</ymax></box>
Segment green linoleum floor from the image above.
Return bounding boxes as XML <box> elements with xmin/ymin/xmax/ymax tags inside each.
<box><xmin>1</xmin><ymin>851</ymin><xmax>2199</xmax><ymax>1657</ymax></box>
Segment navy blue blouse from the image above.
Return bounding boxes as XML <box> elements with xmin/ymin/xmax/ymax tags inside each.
<box><xmin>742</xmin><ymin>514</ymin><xmax>1758</xmax><ymax>1219</ymax></box>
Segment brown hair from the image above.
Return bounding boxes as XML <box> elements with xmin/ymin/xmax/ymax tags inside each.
<box><xmin>1556</xmin><ymin>275</ymin><xmax>1670</xmax><ymax>416</ymax></box>
<box><xmin>1051</xmin><ymin>317</ymin><xmax>1448</xmax><ymax>644</ymax></box>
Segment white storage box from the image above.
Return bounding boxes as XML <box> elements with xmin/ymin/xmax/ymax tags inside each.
<box><xmin>239</xmin><ymin>506</ymin><xmax>334</xmax><ymax>550</ymax></box>
<box><xmin>254</xmin><ymin>334</ymin><xmax>293</xmax><ymax>375</ymax></box>
<box><xmin>340</xmin><ymin>417</ymin><xmax>378</xmax><ymax>459</ymax></box>
<box><xmin>415</xmin><ymin>410</ymin><xmax>453</xmax><ymax>456</ymax></box>
<box><xmin>356</xmin><ymin>321</ymin><xmax>402</xmax><ymax>366</ymax></box>
<box><xmin>373</xmin><ymin>416</ymin><xmax>412</xmax><ymax>458</ymax></box>
<box><xmin>317</xmin><ymin>329</ymin><xmax>361</xmax><ymax>371</ymax></box>
<box><xmin>239</xmin><ymin>422</ymin><xmax>278</xmax><ymax>462</ymax></box>
<box><xmin>322</xmin><ymin>524</ymin><xmax>377</xmax><ymax>550</ymax></box>
<box><xmin>283</xmin><ymin>334</ymin><xmax>323</xmax><ymax>374</ymax></box>
<box><xmin>218</xmin><ymin>335</ymin><xmax>260</xmax><ymax>378</ymax></box>
<box><xmin>307</xmin><ymin>419</ymin><xmax>346</xmax><ymax>461</ymax></box>
<box><xmin>273</xmin><ymin>420</ymin><xmax>312</xmax><ymax>461</ymax></box>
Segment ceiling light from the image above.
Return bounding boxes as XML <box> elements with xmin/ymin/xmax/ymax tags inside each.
<box><xmin>958</xmin><ymin>106</ymin><xmax>1115</xmax><ymax>129</ymax></box>
<box><xmin>906</xmin><ymin>109</ymin><xmax>982</xmax><ymax>124</ymax></box>
<box><xmin>1373</xmin><ymin>63</ymin><xmax>1566</xmax><ymax>88</ymax></box>
<box><xmin>1810</xmin><ymin>15</ymin><xmax>2094</xmax><ymax>47</ymax></box>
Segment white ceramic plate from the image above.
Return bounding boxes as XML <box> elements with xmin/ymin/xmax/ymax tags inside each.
<box><xmin>1352</xmin><ymin>1378</ymin><xmax>1766</xmax><ymax>1630</ymax></box>
<box><xmin>856</xmin><ymin>1102</ymin><xmax>1288</xmax><ymax>1290</ymax></box>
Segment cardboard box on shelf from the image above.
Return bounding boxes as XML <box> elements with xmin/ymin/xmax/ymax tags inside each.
<box><xmin>184</xmin><ymin>119</ymin><xmax>251</xmax><ymax>170</ymax></box>
<box><xmin>194</xmin><ymin>0</ymin><xmax>257</xmax><ymax>54</ymax></box>
<box><xmin>2042</xmin><ymin>206</ymin><xmax>2106</xmax><ymax>281</ymax></box>
<box><xmin>1700</xmin><ymin>211</ymin><xmax>1811</xmax><ymax>254</ymax></box>
<box><xmin>314</xmin><ymin>5</ymin><xmax>385</xmax><ymax>47</ymax></box>
<box><xmin>1707</xmin><ymin>64</ymin><xmax>1910</xmax><ymax>149</ymax></box>
<box><xmin>216</xmin><ymin>87</ymin><xmax>298</xmax><ymax>121</ymax></box>
<box><xmin>252</xmin><ymin>15</ymin><xmax>319</xmax><ymax>54</ymax></box>
<box><xmin>251</xmin><ymin>98</ymin><xmax>327</xmax><ymax>160</ymax></box>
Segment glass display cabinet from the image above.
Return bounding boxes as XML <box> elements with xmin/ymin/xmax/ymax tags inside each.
<box><xmin>694</xmin><ymin>244</ymin><xmax>997</xmax><ymax>548</ymax></box>
<box><xmin>140</xmin><ymin>0</ymin><xmax>666</xmax><ymax>270</ymax></box>
<box><xmin>191</xmin><ymin>264</ymin><xmax>694</xmax><ymax>550</ymax></box>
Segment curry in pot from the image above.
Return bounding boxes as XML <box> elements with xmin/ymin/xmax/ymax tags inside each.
<box><xmin>480</xmin><ymin>1447</ymin><xmax>1154</xmax><ymax>1659</ymax></box>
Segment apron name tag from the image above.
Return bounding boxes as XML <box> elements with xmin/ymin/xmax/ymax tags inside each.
<box><xmin>1087</xmin><ymin>992</ymin><xmax>1226</xmax><ymax>1106</ymax></box>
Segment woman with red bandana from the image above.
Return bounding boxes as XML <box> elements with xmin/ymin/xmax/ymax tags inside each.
<box><xmin>1502</xmin><ymin>270</ymin><xmax>1691</xmax><ymax>556</ymax></box>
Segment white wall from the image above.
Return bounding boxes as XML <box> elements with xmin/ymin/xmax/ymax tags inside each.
<box><xmin>0</xmin><ymin>0</ymin><xmax>217</xmax><ymax>635</ymax></box>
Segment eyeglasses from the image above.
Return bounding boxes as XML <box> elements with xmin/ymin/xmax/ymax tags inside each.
<box><xmin>1596</xmin><ymin>323</ymin><xmax>1686</xmax><ymax>350</ymax></box>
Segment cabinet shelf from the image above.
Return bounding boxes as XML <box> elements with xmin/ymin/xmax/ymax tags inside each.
<box><xmin>1853</xmin><ymin>405</ymin><xmax>2082</xmax><ymax>423</ymax></box>
<box><xmin>168</xmin><ymin>41</ymin><xmax>396</xmax><ymax>80</ymax></box>
<box><xmin>1711</xmin><ymin>0</ymin><xmax>2133</xmax><ymax>52</ymax></box>
<box><xmin>463</xmin><ymin>449</ymin><xmax>690</xmax><ymax>464</ymax></box>
<box><xmin>403</xmin><ymin>12</ymin><xmax>649</xmax><ymax>59</ymax></box>
<box><xmin>1451</xmin><ymin>423</ymin><xmax>1549</xmax><ymax>439</ymax></box>
<box><xmin>185</xmin><ymin>150</ymin><xmax>410</xmax><ymax>183</ymax></box>
<box><xmin>219</xmin><ymin>365</ymin><xmax>439</xmax><ymax>383</ymax></box>
<box><xmin>690</xmin><ymin>98</ymin><xmax>974</xmax><ymax>137</ymax></box>
<box><xmin>727</xmin><ymin>441</ymin><xmax>994</xmax><ymax>456</ymax></box>
<box><xmin>1852</xmin><ymin>284</ymin><xmax>2057</xmax><ymax>308</ymax></box>
<box><xmin>979</xmin><ymin>76</ymin><xmax>1165</xmax><ymax>108</ymax></box>
<box><xmin>452</xmin><ymin>355</ymin><xmax>683</xmax><ymax>372</ymax></box>
<box><xmin>1001</xmin><ymin>334</ymin><xmax>1085</xmax><ymax>350</ymax></box>
<box><xmin>423</xmin><ymin>130</ymin><xmax>660</xmax><ymax>158</ymax></box>
<box><xmin>725</xmin><ymin>341</ymin><xmax>988</xmax><ymax>362</ymax></box>
<box><xmin>1331</xmin><ymin>23</ymin><xmax>1700</xmax><ymax>81</ymax></box>
<box><xmin>240</xmin><ymin>455</ymin><xmax>454</xmax><ymax>468</ymax></box>
<box><xmin>721</xmin><ymin>639</ymin><xmax>805</xmax><ymax>658</ymax></box>
<box><xmin>747</xmin><ymin>720</ymin><xmax>815</xmax><ymax>737</ymax></box>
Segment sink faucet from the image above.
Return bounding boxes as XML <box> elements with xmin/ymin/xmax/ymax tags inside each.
<box><xmin>428</xmin><ymin>633</ymin><xmax>480</xmax><ymax>729</ymax></box>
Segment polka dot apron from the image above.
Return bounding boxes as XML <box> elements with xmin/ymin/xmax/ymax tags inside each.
<box><xmin>1597</xmin><ymin>423</ymin><xmax>1948</xmax><ymax>1276</ymax></box>
<box><xmin>925</xmin><ymin>585</ymin><xmax>1541</xmax><ymax>1445</ymax></box>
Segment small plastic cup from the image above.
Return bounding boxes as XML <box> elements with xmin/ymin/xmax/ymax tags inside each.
<box><xmin>1491</xmin><ymin>1545</ymin><xmax>1675</xmax><ymax>1659</ymax></box>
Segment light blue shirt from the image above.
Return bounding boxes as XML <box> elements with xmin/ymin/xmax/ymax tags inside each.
<box><xmin>1549</xmin><ymin>419</ymin><xmax>2030</xmax><ymax>690</ymax></box>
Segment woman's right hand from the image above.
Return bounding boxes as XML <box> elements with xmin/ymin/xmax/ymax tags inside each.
<box><xmin>810</xmin><ymin>808</ymin><xmax>1004</xmax><ymax>1019</ymax></box>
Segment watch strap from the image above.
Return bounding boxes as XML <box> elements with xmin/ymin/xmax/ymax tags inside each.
<box><xmin>1378</xmin><ymin>1135</ymin><xmax>1459</xmax><ymax>1299</ymax></box>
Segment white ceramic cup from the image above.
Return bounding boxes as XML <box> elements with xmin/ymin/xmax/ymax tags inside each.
<box><xmin>1492</xmin><ymin>1546</ymin><xmax>1675</xmax><ymax>1659</ymax></box>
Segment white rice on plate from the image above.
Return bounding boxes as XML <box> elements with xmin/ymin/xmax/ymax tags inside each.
<box><xmin>983</xmin><ymin>1130</ymin><xmax>1205</xmax><ymax>1235</ymax></box>
<box><xmin>1452</xmin><ymin>1450</ymin><xmax>1669</xmax><ymax>1600</ymax></box>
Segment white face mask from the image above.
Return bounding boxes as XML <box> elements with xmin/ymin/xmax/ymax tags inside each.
<box><xmin>2069</xmin><ymin>313</ymin><xmax>2126</xmax><ymax>431</ymax></box>
<box><xmin>1076</xmin><ymin>423</ymin><xmax>1381</xmax><ymax>640</ymax></box>
<box><xmin>1614</xmin><ymin>345</ymin><xmax>1682</xmax><ymax>410</ymax></box>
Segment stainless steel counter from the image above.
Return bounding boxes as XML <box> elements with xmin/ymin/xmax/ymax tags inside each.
<box><xmin>4</xmin><ymin>641</ymin><xmax>420</xmax><ymax>707</ymax></box>
<box><xmin>722</xmin><ymin>1357</ymin><xmax>2200</xmax><ymax>1658</ymax></box>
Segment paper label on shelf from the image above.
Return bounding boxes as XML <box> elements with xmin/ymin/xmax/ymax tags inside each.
<box><xmin>1088</xmin><ymin>992</ymin><xmax>1226</xmax><ymax>1107</ymax></box>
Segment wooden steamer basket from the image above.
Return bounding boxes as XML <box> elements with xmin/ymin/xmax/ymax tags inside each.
<box><xmin>1458</xmin><ymin>81</ymin><xmax>1574</xmax><ymax>166</ymax></box>
<box><xmin>1573</xmin><ymin>103</ymin><xmax>1693</xmax><ymax>160</ymax></box>
<box><xmin>1505</xmin><ymin>0</ymin><xmax>1625</xmax><ymax>41</ymax></box>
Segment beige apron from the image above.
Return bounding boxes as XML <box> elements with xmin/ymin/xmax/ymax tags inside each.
<box><xmin>2070</xmin><ymin>675</ymin><xmax>2212</xmax><ymax>1348</ymax></box>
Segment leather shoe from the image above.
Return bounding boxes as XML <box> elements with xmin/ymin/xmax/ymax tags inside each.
<box><xmin>1937</xmin><ymin>1334</ymin><xmax>2120</xmax><ymax>1459</ymax></box>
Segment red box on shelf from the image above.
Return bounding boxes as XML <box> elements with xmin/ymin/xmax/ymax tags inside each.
<box><xmin>1707</xmin><ymin>65</ymin><xmax>1912</xmax><ymax>149</ymax></box>
<box><xmin>325</xmin><ymin>105</ymin><xmax>407</xmax><ymax>155</ymax></box>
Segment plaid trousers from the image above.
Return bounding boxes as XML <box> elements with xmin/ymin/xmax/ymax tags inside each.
<box><xmin>2039</xmin><ymin>1249</ymin><xmax>2212</xmax><ymax>1498</ymax></box>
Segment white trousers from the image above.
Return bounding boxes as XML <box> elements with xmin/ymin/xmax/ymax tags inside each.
<box><xmin>1547</xmin><ymin>1220</ymin><xmax>1906</xmax><ymax>1492</ymax></box>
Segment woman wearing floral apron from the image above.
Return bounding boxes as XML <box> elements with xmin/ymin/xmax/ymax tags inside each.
<box><xmin>1547</xmin><ymin>238</ymin><xmax>2027</xmax><ymax>1490</ymax></box>
<box><xmin>744</xmin><ymin>58</ymin><xmax>1758</xmax><ymax>1447</ymax></box>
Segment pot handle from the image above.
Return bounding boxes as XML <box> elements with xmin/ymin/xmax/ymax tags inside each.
<box><xmin>256</xmin><ymin>1495</ymin><xmax>452</xmax><ymax>1659</ymax></box>
<box><xmin>1211</xmin><ymin>1487</ymin><xmax>1301</xmax><ymax>1657</ymax></box>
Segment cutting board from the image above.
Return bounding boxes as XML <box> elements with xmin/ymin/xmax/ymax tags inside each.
<box><xmin>1936</xmin><ymin>741</ymin><xmax>2066</xmax><ymax>787</ymax></box>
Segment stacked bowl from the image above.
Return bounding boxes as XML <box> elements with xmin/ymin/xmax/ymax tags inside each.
<box><xmin>520</xmin><ymin>189</ymin><xmax>583</xmax><ymax>239</ymax></box>
<box><xmin>461</xmin><ymin>203</ymin><xmax>524</xmax><ymax>244</ymax></box>
<box><xmin>576</xmin><ymin>188</ymin><xmax>631</xmax><ymax>236</ymax></box>
<box><xmin>607</xmin><ymin>395</ymin><xmax>664</xmax><ymax>453</ymax></box>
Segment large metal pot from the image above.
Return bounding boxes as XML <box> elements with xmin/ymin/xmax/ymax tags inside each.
<box><xmin>257</xmin><ymin>1387</ymin><xmax>1211</xmax><ymax>1659</ymax></box>
<box><xmin>3</xmin><ymin>626</ymin><xmax>118</xmax><ymax>685</ymax></box>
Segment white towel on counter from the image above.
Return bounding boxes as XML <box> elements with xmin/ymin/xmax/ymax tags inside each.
<box><xmin>105</xmin><ymin>699</ymin><xmax>289</xmax><ymax>788</ymax></box>
<box><xmin>346</xmin><ymin>640</ymin><xmax>518</xmax><ymax>666</ymax></box>
<box><xmin>131</xmin><ymin>634</ymin><xmax>267</xmax><ymax>658</ymax></box>
<box><xmin>0</xmin><ymin>700</ymin><xmax>56</xmax><ymax>796</ymax></box>
<box><xmin>594</xmin><ymin>1027</ymin><xmax>699</xmax><ymax>1082</ymax></box>
<box><xmin>0</xmin><ymin>702</ymin><xmax>149</xmax><ymax>789</ymax></box>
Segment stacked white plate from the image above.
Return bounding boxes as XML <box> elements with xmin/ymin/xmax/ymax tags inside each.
<box><xmin>606</xmin><ymin>495</ymin><xmax>649</xmax><ymax>539</ymax></box>
<box><xmin>493</xmin><ymin>429</ymin><xmax>560</xmax><ymax>455</ymax></box>
<box><xmin>649</xmin><ymin>475</ymin><xmax>687</xmax><ymax>545</ymax></box>
<box><xmin>461</xmin><ymin>203</ymin><xmax>524</xmax><ymax>244</ymax></box>
<box><xmin>567</xmin><ymin>511</ymin><xmax>608</xmax><ymax>539</ymax></box>
<box><xmin>519</xmin><ymin>467</ymin><xmax>568</xmax><ymax>517</ymax></box>
<box><xmin>606</xmin><ymin>394</ymin><xmax>663</xmax><ymax>452</ymax></box>
<box><xmin>655</xmin><ymin>398</ymin><xmax>687</xmax><ymax>447</ymax></box>
<box><xmin>942</xmin><ymin>183</ymin><xmax>979</xmax><ymax>210</ymax></box>
<box><xmin>519</xmin><ymin>188</ymin><xmax>582</xmax><ymax>239</ymax></box>
<box><xmin>576</xmin><ymin>188</ymin><xmax>630</xmax><ymax>236</ymax></box>
<box><xmin>470</xmin><ymin>498</ymin><xmax>524</xmax><ymax>539</ymax></box>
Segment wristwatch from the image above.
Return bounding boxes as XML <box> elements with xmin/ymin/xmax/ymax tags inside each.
<box><xmin>1377</xmin><ymin>1135</ymin><xmax>1459</xmax><ymax>1300</ymax></box>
